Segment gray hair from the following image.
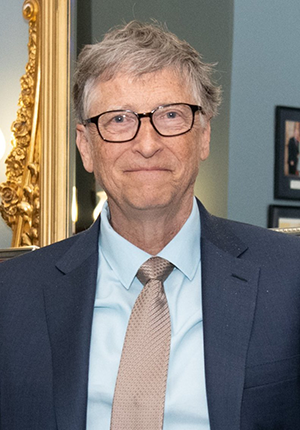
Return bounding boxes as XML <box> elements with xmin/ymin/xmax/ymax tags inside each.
<box><xmin>73</xmin><ymin>20</ymin><xmax>222</xmax><ymax>123</ymax></box>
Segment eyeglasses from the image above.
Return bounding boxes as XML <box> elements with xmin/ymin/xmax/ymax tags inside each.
<box><xmin>83</xmin><ymin>103</ymin><xmax>204</xmax><ymax>143</ymax></box>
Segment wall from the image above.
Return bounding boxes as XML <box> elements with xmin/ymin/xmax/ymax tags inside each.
<box><xmin>2</xmin><ymin>1</ymin><xmax>299</xmax><ymax>249</ymax></box>
<box><xmin>89</xmin><ymin>0</ymin><xmax>234</xmax><ymax>219</ymax></box>
<box><xmin>228</xmin><ymin>0</ymin><xmax>300</xmax><ymax>226</ymax></box>
<box><xmin>0</xmin><ymin>2</ymin><xmax>28</xmax><ymax>248</ymax></box>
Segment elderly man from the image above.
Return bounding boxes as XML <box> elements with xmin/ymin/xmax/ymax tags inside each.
<box><xmin>1</xmin><ymin>21</ymin><xmax>300</xmax><ymax>430</ymax></box>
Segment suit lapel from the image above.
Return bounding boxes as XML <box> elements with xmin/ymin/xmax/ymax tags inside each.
<box><xmin>43</xmin><ymin>219</ymin><xmax>100</xmax><ymax>430</ymax></box>
<box><xmin>198</xmin><ymin>201</ymin><xmax>260</xmax><ymax>430</ymax></box>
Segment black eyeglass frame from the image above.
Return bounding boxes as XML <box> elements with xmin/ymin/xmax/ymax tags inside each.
<box><xmin>83</xmin><ymin>103</ymin><xmax>205</xmax><ymax>143</ymax></box>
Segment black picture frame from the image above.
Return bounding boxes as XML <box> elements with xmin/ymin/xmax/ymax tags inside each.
<box><xmin>274</xmin><ymin>106</ymin><xmax>300</xmax><ymax>199</ymax></box>
<box><xmin>268</xmin><ymin>205</ymin><xmax>300</xmax><ymax>228</ymax></box>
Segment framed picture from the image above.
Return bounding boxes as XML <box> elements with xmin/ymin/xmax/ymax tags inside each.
<box><xmin>274</xmin><ymin>106</ymin><xmax>300</xmax><ymax>199</ymax></box>
<box><xmin>268</xmin><ymin>205</ymin><xmax>300</xmax><ymax>228</ymax></box>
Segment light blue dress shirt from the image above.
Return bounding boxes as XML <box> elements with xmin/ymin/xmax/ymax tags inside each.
<box><xmin>86</xmin><ymin>198</ymin><xmax>210</xmax><ymax>429</ymax></box>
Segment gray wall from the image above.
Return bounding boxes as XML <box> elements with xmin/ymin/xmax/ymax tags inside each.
<box><xmin>228</xmin><ymin>0</ymin><xmax>300</xmax><ymax>226</ymax></box>
<box><xmin>1</xmin><ymin>1</ymin><xmax>300</xmax><ymax>248</ymax></box>
<box><xmin>0</xmin><ymin>2</ymin><xmax>27</xmax><ymax>248</ymax></box>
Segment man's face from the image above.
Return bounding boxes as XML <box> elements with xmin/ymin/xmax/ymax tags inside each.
<box><xmin>76</xmin><ymin>68</ymin><xmax>211</xmax><ymax>215</ymax></box>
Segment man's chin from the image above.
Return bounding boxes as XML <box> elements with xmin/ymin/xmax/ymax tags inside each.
<box><xmin>125</xmin><ymin>195</ymin><xmax>174</xmax><ymax>213</ymax></box>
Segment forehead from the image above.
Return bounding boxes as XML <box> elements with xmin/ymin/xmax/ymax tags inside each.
<box><xmin>87</xmin><ymin>68</ymin><xmax>195</xmax><ymax>115</ymax></box>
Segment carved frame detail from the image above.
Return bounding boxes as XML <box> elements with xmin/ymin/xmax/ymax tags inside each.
<box><xmin>0</xmin><ymin>0</ymin><xmax>73</xmax><ymax>247</ymax></box>
<box><xmin>0</xmin><ymin>0</ymin><xmax>40</xmax><ymax>246</ymax></box>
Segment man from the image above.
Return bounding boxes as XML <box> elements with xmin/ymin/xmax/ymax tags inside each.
<box><xmin>288</xmin><ymin>124</ymin><xmax>300</xmax><ymax>175</ymax></box>
<box><xmin>1</xmin><ymin>21</ymin><xmax>300</xmax><ymax>430</ymax></box>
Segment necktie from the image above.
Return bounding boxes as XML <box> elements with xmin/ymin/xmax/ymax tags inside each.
<box><xmin>110</xmin><ymin>257</ymin><xmax>174</xmax><ymax>430</ymax></box>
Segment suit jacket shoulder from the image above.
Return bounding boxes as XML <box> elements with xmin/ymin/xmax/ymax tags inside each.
<box><xmin>0</xmin><ymin>217</ymin><xmax>100</xmax><ymax>285</ymax></box>
<box><xmin>196</xmin><ymin>200</ymin><xmax>300</xmax><ymax>429</ymax></box>
<box><xmin>198</xmin><ymin>198</ymin><xmax>300</xmax><ymax>266</ymax></box>
<box><xmin>0</xmin><ymin>218</ymin><xmax>101</xmax><ymax>430</ymax></box>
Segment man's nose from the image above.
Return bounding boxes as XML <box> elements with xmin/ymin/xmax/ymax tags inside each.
<box><xmin>132</xmin><ymin>117</ymin><xmax>163</xmax><ymax>158</ymax></box>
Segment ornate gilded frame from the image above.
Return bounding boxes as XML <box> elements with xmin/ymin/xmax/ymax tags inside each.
<box><xmin>271</xmin><ymin>227</ymin><xmax>300</xmax><ymax>235</ymax></box>
<box><xmin>0</xmin><ymin>0</ymin><xmax>73</xmax><ymax>247</ymax></box>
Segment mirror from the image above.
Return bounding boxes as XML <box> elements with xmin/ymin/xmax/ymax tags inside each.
<box><xmin>0</xmin><ymin>0</ymin><xmax>75</xmax><ymax>247</ymax></box>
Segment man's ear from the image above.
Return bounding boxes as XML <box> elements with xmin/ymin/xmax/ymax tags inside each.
<box><xmin>199</xmin><ymin>120</ymin><xmax>211</xmax><ymax>161</ymax></box>
<box><xmin>76</xmin><ymin>124</ymin><xmax>94</xmax><ymax>173</ymax></box>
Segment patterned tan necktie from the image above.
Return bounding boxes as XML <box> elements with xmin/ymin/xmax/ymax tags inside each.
<box><xmin>110</xmin><ymin>257</ymin><xmax>174</xmax><ymax>430</ymax></box>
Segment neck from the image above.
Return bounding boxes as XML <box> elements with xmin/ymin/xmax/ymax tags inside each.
<box><xmin>107</xmin><ymin>197</ymin><xmax>194</xmax><ymax>255</ymax></box>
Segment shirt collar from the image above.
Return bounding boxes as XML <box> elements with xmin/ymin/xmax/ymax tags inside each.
<box><xmin>99</xmin><ymin>198</ymin><xmax>201</xmax><ymax>289</ymax></box>
<box><xmin>158</xmin><ymin>198</ymin><xmax>201</xmax><ymax>280</ymax></box>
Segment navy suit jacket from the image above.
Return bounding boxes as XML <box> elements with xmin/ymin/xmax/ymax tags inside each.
<box><xmin>1</xmin><ymin>200</ymin><xmax>300</xmax><ymax>430</ymax></box>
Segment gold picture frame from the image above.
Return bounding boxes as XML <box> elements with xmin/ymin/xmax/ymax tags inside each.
<box><xmin>0</xmin><ymin>0</ymin><xmax>74</xmax><ymax>248</ymax></box>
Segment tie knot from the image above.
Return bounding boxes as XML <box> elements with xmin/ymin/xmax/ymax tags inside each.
<box><xmin>137</xmin><ymin>256</ymin><xmax>174</xmax><ymax>285</ymax></box>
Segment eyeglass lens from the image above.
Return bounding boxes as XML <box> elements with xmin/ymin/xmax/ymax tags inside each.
<box><xmin>98</xmin><ymin>104</ymin><xmax>194</xmax><ymax>142</ymax></box>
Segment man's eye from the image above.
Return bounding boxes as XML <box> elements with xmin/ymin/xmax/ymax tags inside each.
<box><xmin>112</xmin><ymin>115</ymin><xmax>126</xmax><ymax>123</ymax></box>
<box><xmin>166</xmin><ymin>111</ymin><xmax>178</xmax><ymax>119</ymax></box>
